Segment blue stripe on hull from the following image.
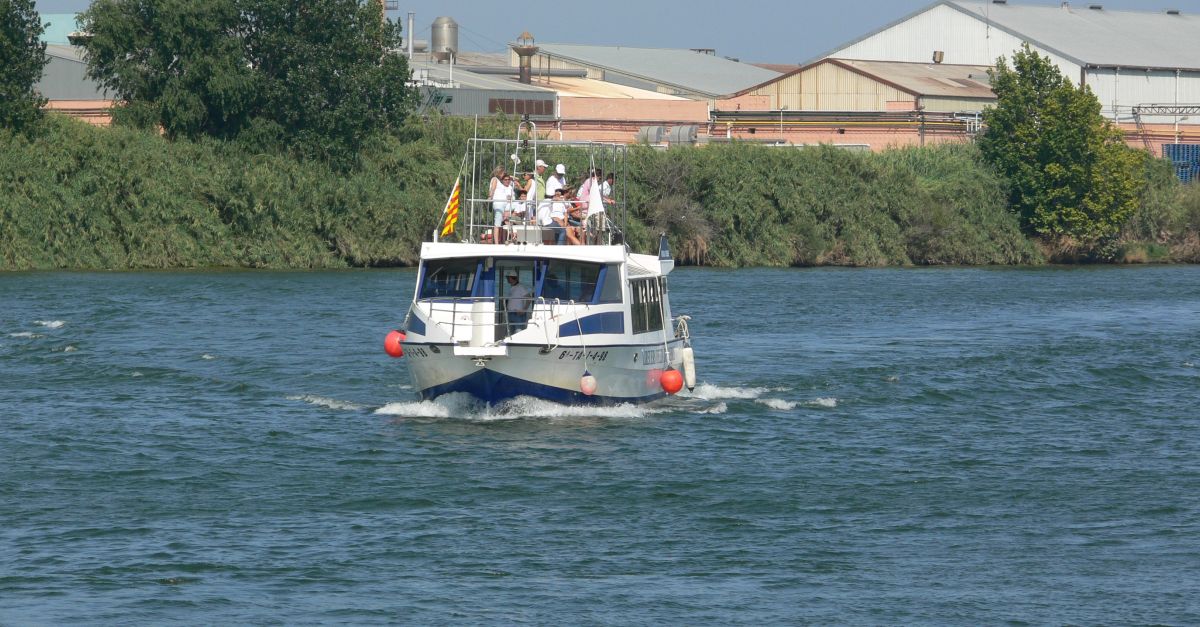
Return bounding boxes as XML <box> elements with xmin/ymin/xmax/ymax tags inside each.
<box><xmin>419</xmin><ymin>369</ymin><xmax>667</xmax><ymax>406</ymax></box>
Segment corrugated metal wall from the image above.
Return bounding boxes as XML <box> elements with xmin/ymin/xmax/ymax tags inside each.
<box><xmin>831</xmin><ymin>4</ymin><xmax>1081</xmax><ymax>84</ymax></box>
<box><xmin>921</xmin><ymin>96</ymin><xmax>991</xmax><ymax>113</ymax></box>
<box><xmin>38</xmin><ymin>56</ymin><xmax>109</xmax><ymax>100</ymax></box>
<box><xmin>747</xmin><ymin>64</ymin><xmax>915</xmax><ymax>112</ymax></box>
<box><xmin>1086</xmin><ymin>69</ymin><xmax>1200</xmax><ymax>122</ymax></box>
<box><xmin>421</xmin><ymin>87</ymin><xmax>556</xmax><ymax>119</ymax></box>
<box><xmin>828</xmin><ymin>3</ymin><xmax>1200</xmax><ymax>122</ymax></box>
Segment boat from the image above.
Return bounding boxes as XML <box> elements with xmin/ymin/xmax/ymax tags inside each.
<box><xmin>384</xmin><ymin>123</ymin><xmax>697</xmax><ymax>406</ymax></box>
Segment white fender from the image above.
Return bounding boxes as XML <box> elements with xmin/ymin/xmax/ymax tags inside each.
<box><xmin>680</xmin><ymin>346</ymin><xmax>696</xmax><ymax>391</ymax></box>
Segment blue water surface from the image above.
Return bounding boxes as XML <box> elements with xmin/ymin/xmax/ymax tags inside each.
<box><xmin>2</xmin><ymin>266</ymin><xmax>1198</xmax><ymax>624</ymax></box>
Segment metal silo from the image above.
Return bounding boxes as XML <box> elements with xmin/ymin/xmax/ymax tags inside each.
<box><xmin>430</xmin><ymin>16</ymin><xmax>458</xmax><ymax>63</ymax></box>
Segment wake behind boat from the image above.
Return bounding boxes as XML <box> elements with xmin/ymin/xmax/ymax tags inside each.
<box><xmin>384</xmin><ymin>123</ymin><xmax>697</xmax><ymax>406</ymax></box>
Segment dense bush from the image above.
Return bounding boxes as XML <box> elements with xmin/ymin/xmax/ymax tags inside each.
<box><xmin>4</xmin><ymin>113</ymin><xmax>1198</xmax><ymax>270</ymax></box>
<box><xmin>626</xmin><ymin>142</ymin><xmax>1038</xmax><ymax>266</ymax></box>
<box><xmin>0</xmin><ymin>115</ymin><xmax>453</xmax><ymax>269</ymax></box>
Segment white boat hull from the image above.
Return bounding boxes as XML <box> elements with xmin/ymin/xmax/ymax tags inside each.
<box><xmin>405</xmin><ymin>339</ymin><xmax>687</xmax><ymax>405</ymax></box>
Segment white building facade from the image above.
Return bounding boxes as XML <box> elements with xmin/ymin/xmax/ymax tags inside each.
<box><xmin>823</xmin><ymin>1</ymin><xmax>1200</xmax><ymax>124</ymax></box>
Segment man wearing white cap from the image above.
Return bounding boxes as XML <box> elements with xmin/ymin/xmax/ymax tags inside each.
<box><xmin>545</xmin><ymin>163</ymin><xmax>566</xmax><ymax>201</ymax></box>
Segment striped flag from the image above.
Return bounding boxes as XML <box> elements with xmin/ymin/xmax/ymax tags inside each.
<box><xmin>439</xmin><ymin>177</ymin><xmax>462</xmax><ymax>238</ymax></box>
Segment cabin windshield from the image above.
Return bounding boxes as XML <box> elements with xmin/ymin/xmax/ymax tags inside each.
<box><xmin>418</xmin><ymin>257</ymin><xmax>623</xmax><ymax>305</ymax></box>
<box><xmin>419</xmin><ymin>258</ymin><xmax>479</xmax><ymax>299</ymax></box>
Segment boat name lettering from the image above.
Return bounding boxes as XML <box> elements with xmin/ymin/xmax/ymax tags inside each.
<box><xmin>409</xmin><ymin>347</ymin><xmax>429</xmax><ymax>358</ymax></box>
<box><xmin>558</xmin><ymin>350</ymin><xmax>609</xmax><ymax>362</ymax></box>
<box><xmin>638</xmin><ymin>348</ymin><xmax>668</xmax><ymax>366</ymax></box>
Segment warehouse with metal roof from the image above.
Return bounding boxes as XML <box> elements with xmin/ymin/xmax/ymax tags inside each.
<box><xmin>509</xmin><ymin>43</ymin><xmax>781</xmax><ymax>100</ymax></box>
<box><xmin>730</xmin><ymin>58</ymin><xmax>995</xmax><ymax>113</ymax></box>
<box><xmin>821</xmin><ymin>0</ymin><xmax>1200</xmax><ymax>126</ymax></box>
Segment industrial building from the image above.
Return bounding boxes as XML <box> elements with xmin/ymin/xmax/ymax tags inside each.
<box><xmin>39</xmin><ymin>44</ymin><xmax>112</xmax><ymax>125</ymax></box>
<box><xmin>35</xmin><ymin>15</ymin><xmax>114</xmax><ymax>124</ymax></box>
<box><xmin>709</xmin><ymin>58</ymin><xmax>995</xmax><ymax>149</ymax></box>
<box><xmin>821</xmin><ymin>0</ymin><xmax>1200</xmax><ymax>151</ymax></box>
<box><xmin>509</xmin><ymin>42</ymin><xmax>780</xmax><ymax>102</ymax></box>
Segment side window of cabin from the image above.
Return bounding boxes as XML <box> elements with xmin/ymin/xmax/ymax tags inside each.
<box><xmin>631</xmin><ymin>278</ymin><xmax>664</xmax><ymax>334</ymax></box>
<box><xmin>542</xmin><ymin>261</ymin><xmax>600</xmax><ymax>302</ymax></box>
<box><xmin>596</xmin><ymin>264</ymin><xmax>623</xmax><ymax>303</ymax></box>
<box><xmin>420</xmin><ymin>258</ymin><xmax>479</xmax><ymax>298</ymax></box>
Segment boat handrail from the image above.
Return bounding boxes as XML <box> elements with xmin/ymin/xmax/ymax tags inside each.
<box><xmin>452</xmin><ymin>197</ymin><xmax>624</xmax><ymax>246</ymax></box>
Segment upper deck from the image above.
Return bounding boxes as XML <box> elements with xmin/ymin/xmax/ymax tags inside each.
<box><xmin>435</xmin><ymin>127</ymin><xmax>631</xmax><ymax>247</ymax></box>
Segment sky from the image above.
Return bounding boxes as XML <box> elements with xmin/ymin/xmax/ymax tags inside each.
<box><xmin>34</xmin><ymin>0</ymin><xmax>1200</xmax><ymax>63</ymax></box>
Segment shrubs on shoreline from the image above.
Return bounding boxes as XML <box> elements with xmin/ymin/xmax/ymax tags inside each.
<box><xmin>0</xmin><ymin>114</ymin><xmax>1195</xmax><ymax>270</ymax></box>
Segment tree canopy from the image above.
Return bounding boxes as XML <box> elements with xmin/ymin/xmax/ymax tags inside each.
<box><xmin>0</xmin><ymin>0</ymin><xmax>49</xmax><ymax>134</ymax></box>
<box><xmin>978</xmin><ymin>44</ymin><xmax>1145</xmax><ymax>242</ymax></box>
<box><xmin>79</xmin><ymin>0</ymin><xmax>416</xmax><ymax>167</ymax></box>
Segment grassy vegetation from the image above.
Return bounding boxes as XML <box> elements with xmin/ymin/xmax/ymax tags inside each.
<box><xmin>1</xmin><ymin>114</ymin><xmax>1196</xmax><ymax>270</ymax></box>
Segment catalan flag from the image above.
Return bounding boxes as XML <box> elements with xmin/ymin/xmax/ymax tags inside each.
<box><xmin>439</xmin><ymin>177</ymin><xmax>462</xmax><ymax>238</ymax></box>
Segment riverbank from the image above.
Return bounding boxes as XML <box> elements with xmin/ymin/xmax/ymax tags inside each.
<box><xmin>2</xmin><ymin>115</ymin><xmax>1197</xmax><ymax>270</ymax></box>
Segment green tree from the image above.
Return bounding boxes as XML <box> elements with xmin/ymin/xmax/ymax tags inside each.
<box><xmin>979</xmin><ymin>44</ymin><xmax>1145</xmax><ymax>241</ymax></box>
<box><xmin>80</xmin><ymin>0</ymin><xmax>258</xmax><ymax>139</ymax></box>
<box><xmin>243</xmin><ymin>0</ymin><xmax>416</xmax><ymax>166</ymax></box>
<box><xmin>79</xmin><ymin>0</ymin><xmax>415</xmax><ymax>166</ymax></box>
<box><xmin>0</xmin><ymin>0</ymin><xmax>49</xmax><ymax>133</ymax></box>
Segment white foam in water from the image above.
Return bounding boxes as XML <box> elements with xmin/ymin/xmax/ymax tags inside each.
<box><xmin>201</xmin><ymin>354</ymin><xmax>217</xmax><ymax>360</ymax></box>
<box><xmin>756</xmin><ymin>398</ymin><xmax>799</xmax><ymax>410</ymax></box>
<box><xmin>34</xmin><ymin>320</ymin><xmax>65</xmax><ymax>329</ymax></box>
<box><xmin>374</xmin><ymin>393</ymin><xmax>666</xmax><ymax>421</ymax></box>
<box><xmin>496</xmin><ymin>396</ymin><xmax>669</xmax><ymax>420</ymax></box>
<box><xmin>374</xmin><ymin>395</ymin><xmax>466</xmax><ymax>419</ymax></box>
<box><xmin>806</xmin><ymin>397</ymin><xmax>838</xmax><ymax>408</ymax></box>
<box><xmin>696</xmin><ymin>402</ymin><xmax>728</xmax><ymax>415</ymax></box>
<box><xmin>62</xmin><ymin>345</ymin><xmax>78</xmax><ymax>353</ymax></box>
<box><xmin>288</xmin><ymin>394</ymin><xmax>367</xmax><ymax>411</ymax></box>
<box><xmin>8</xmin><ymin>332</ymin><xmax>43</xmax><ymax>338</ymax></box>
<box><xmin>686</xmin><ymin>383</ymin><xmax>770</xmax><ymax>400</ymax></box>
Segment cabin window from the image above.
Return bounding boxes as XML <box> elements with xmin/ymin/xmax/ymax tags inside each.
<box><xmin>596</xmin><ymin>264</ymin><xmax>623</xmax><ymax>304</ymax></box>
<box><xmin>419</xmin><ymin>258</ymin><xmax>479</xmax><ymax>298</ymax></box>
<box><xmin>631</xmin><ymin>278</ymin><xmax>664</xmax><ymax>334</ymax></box>
<box><xmin>541</xmin><ymin>261</ymin><xmax>600</xmax><ymax>303</ymax></box>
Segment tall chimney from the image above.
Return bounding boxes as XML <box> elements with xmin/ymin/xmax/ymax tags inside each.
<box><xmin>407</xmin><ymin>12</ymin><xmax>414</xmax><ymax>58</ymax></box>
<box><xmin>511</xmin><ymin>32</ymin><xmax>539</xmax><ymax>84</ymax></box>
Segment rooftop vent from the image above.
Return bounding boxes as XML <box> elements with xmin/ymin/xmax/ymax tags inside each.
<box><xmin>1166</xmin><ymin>8</ymin><xmax>1181</xmax><ymax>15</ymax></box>
<box><xmin>1088</xmin><ymin>4</ymin><xmax>1102</xmax><ymax>9</ymax></box>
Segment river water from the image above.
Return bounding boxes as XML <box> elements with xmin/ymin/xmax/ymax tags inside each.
<box><xmin>2</xmin><ymin>267</ymin><xmax>1198</xmax><ymax>624</ymax></box>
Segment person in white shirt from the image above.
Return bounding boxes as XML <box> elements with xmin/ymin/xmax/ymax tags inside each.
<box><xmin>490</xmin><ymin>174</ymin><xmax>515</xmax><ymax>244</ymax></box>
<box><xmin>505</xmin><ymin>273</ymin><xmax>531</xmax><ymax>331</ymax></box>
<box><xmin>547</xmin><ymin>188</ymin><xmax>579</xmax><ymax>245</ymax></box>
<box><xmin>545</xmin><ymin>163</ymin><xmax>566</xmax><ymax>200</ymax></box>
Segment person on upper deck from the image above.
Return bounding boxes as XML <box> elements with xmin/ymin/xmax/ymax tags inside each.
<box><xmin>545</xmin><ymin>163</ymin><xmax>566</xmax><ymax>201</ymax></box>
<box><xmin>529</xmin><ymin>159</ymin><xmax>549</xmax><ymax>226</ymax></box>
<box><xmin>490</xmin><ymin>173</ymin><xmax>515</xmax><ymax>244</ymax></box>
<box><xmin>548</xmin><ymin>188</ymin><xmax>578</xmax><ymax>245</ymax></box>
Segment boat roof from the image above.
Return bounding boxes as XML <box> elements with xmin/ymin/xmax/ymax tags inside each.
<box><xmin>419</xmin><ymin>243</ymin><xmax>667</xmax><ymax>277</ymax></box>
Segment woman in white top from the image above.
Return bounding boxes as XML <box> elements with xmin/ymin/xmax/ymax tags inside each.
<box><xmin>491</xmin><ymin>173</ymin><xmax>515</xmax><ymax>244</ymax></box>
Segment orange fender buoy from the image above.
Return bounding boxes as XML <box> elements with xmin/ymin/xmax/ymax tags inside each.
<box><xmin>384</xmin><ymin>330</ymin><xmax>406</xmax><ymax>358</ymax></box>
<box><xmin>660</xmin><ymin>368</ymin><xmax>683</xmax><ymax>394</ymax></box>
<box><xmin>580</xmin><ymin>370</ymin><xmax>598</xmax><ymax>396</ymax></box>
